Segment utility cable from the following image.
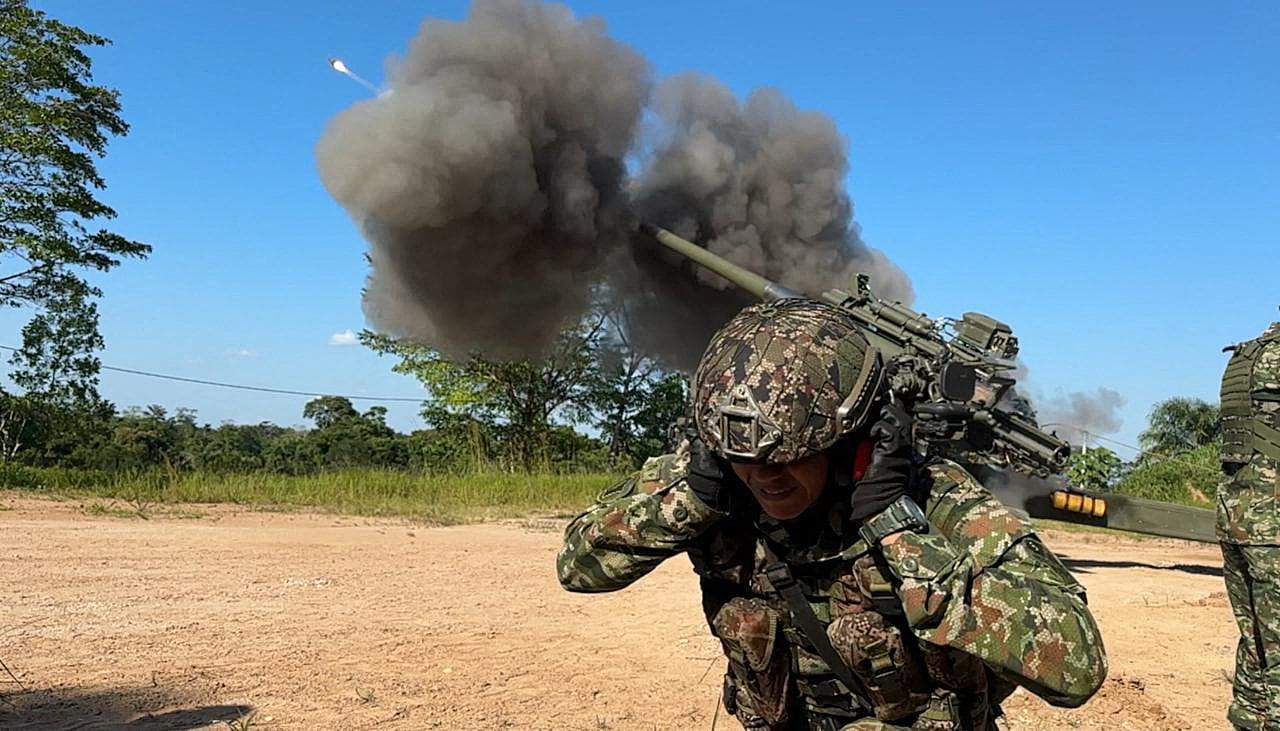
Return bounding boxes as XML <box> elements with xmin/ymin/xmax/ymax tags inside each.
<box><xmin>0</xmin><ymin>343</ymin><xmax>1229</xmax><ymax>472</ymax></box>
<box><xmin>1083</xmin><ymin>432</ymin><xmax>1220</xmax><ymax>476</ymax></box>
<box><xmin>0</xmin><ymin>344</ymin><xmax>424</xmax><ymax>403</ymax></box>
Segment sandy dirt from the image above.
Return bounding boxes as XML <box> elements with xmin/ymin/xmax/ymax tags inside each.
<box><xmin>0</xmin><ymin>495</ymin><xmax>1237</xmax><ymax>730</ymax></box>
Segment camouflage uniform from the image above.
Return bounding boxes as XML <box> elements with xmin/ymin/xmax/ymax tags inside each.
<box><xmin>1219</xmin><ymin>322</ymin><xmax>1280</xmax><ymax>730</ymax></box>
<box><xmin>557</xmin><ymin>445</ymin><xmax>1108</xmax><ymax>729</ymax></box>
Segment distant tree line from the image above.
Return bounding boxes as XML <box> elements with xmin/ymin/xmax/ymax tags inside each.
<box><xmin>0</xmin><ymin>307</ymin><xmax>690</xmax><ymax>475</ymax></box>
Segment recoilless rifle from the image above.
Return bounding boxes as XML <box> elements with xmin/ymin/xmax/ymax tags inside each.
<box><xmin>639</xmin><ymin>222</ymin><xmax>1215</xmax><ymax>543</ymax></box>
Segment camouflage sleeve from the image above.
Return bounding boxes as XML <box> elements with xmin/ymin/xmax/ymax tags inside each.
<box><xmin>880</xmin><ymin>462</ymin><xmax>1107</xmax><ymax>708</ymax></box>
<box><xmin>1255</xmin><ymin>335</ymin><xmax>1280</xmax><ymax>396</ymax></box>
<box><xmin>556</xmin><ymin>449</ymin><xmax>727</xmax><ymax>593</ymax></box>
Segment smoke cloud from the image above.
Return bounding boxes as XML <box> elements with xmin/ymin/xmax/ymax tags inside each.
<box><xmin>623</xmin><ymin>74</ymin><xmax>912</xmax><ymax>366</ymax></box>
<box><xmin>634</xmin><ymin>75</ymin><xmax>911</xmax><ymax>301</ymax></box>
<box><xmin>1036</xmin><ymin>387</ymin><xmax>1128</xmax><ymax>446</ymax></box>
<box><xmin>317</xmin><ymin>0</ymin><xmax>912</xmax><ymax>366</ymax></box>
<box><xmin>317</xmin><ymin>1</ymin><xmax>648</xmax><ymax>358</ymax></box>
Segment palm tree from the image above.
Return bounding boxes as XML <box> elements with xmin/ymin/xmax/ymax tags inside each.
<box><xmin>1138</xmin><ymin>397</ymin><xmax>1220</xmax><ymax>457</ymax></box>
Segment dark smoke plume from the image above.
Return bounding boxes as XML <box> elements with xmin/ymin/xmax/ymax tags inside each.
<box><xmin>317</xmin><ymin>0</ymin><xmax>912</xmax><ymax>365</ymax></box>
<box><xmin>316</xmin><ymin>1</ymin><xmax>648</xmax><ymax>358</ymax></box>
<box><xmin>623</xmin><ymin>75</ymin><xmax>912</xmax><ymax>367</ymax></box>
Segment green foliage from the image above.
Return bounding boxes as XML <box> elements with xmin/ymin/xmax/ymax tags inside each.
<box><xmin>1114</xmin><ymin>442</ymin><xmax>1221</xmax><ymax>507</ymax></box>
<box><xmin>632</xmin><ymin>372</ymin><xmax>688</xmax><ymax>460</ymax></box>
<box><xmin>8</xmin><ymin>287</ymin><xmax>104</xmax><ymax>405</ymax></box>
<box><xmin>0</xmin><ymin>464</ymin><xmax>621</xmax><ymax>523</ymax></box>
<box><xmin>0</xmin><ymin>460</ymin><xmax>115</xmax><ymax>489</ymax></box>
<box><xmin>1138</xmin><ymin>397</ymin><xmax>1220</xmax><ymax>458</ymax></box>
<box><xmin>586</xmin><ymin>327</ymin><xmax>689</xmax><ymax>468</ymax></box>
<box><xmin>0</xmin><ymin>392</ymin><xmax>634</xmax><ymax>477</ymax></box>
<box><xmin>1066</xmin><ymin>446</ymin><xmax>1121</xmax><ymax>492</ymax></box>
<box><xmin>362</xmin><ymin>321</ymin><xmax>606</xmax><ymax>471</ymax></box>
<box><xmin>0</xmin><ymin>0</ymin><xmax>150</xmax><ymax>309</ymax></box>
<box><xmin>262</xmin><ymin>431</ymin><xmax>321</xmax><ymax>475</ymax></box>
<box><xmin>302</xmin><ymin>395</ymin><xmax>359</xmax><ymax>429</ymax></box>
<box><xmin>359</xmin><ymin>305</ymin><xmax>692</xmax><ymax>473</ymax></box>
<box><xmin>1</xmin><ymin>2</ymin><xmax>150</xmax><ymax>460</ymax></box>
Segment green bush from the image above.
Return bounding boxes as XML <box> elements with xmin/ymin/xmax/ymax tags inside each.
<box><xmin>1113</xmin><ymin>442</ymin><xmax>1220</xmax><ymax>507</ymax></box>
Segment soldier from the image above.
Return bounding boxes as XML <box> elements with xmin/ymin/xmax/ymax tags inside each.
<box><xmin>1219</xmin><ymin>320</ymin><xmax>1280</xmax><ymax>730</ymax></box>
<box><xmin>557</xmin><ymin>299</ymin><xmax>1107</xmax><ymax>730</ymax></box>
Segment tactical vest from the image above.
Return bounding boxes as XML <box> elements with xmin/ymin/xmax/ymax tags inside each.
<box><xmin>1221</xmin><ymin>327</ymin><xmax>1280</xmax><ymax>465</ymax></box>
<box><xmin>706</xmin><ymin>532</ymin><xmax>1007</xmax><ymax>730</ymax></box>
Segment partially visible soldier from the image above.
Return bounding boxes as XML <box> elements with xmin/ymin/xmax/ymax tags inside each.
<box><xmin>557</xmin><ymin>299</ymin><xmax>1107</xmax><ymax>730</ymax></box>
<box><xmin>1219</xmin><ymin>320</ymin><xmax>1280</xmax><ymax>730</ymax></box>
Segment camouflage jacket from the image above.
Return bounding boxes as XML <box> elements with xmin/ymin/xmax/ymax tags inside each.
<box><xmin>1218</xmin><ymin>322</ymin><xmax>1280</xmax><ymax>545</ymax></box>
<box><xmin>557</xmin><ymin>445</ymin><xmax>1107</xmax><ymax>728</ymax></box>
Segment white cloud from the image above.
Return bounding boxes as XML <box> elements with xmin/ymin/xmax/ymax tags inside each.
<box><xmin>226</xmin><ymin>348</ymin><xmax>256</xmax><ymax>358</ymax></box>
<box><xmin>328</xmin><ymin>329</ymin><xmax>358</xmax><ymax>346</ymax></box>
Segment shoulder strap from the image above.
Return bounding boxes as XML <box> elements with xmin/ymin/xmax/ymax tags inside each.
<box><xmin>760</xmin><ymin>542</ymin><xmax>873</xmax><ymax>710</ymax></box>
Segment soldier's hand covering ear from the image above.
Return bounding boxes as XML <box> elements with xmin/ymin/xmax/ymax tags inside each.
<box><xmin>686</xmin><ymin>437</ymin><xmax>737</xmax><ymax>515</ymax></box>
<box><xmin>850</xmin><ymin>399</ymin><xmax>914</xmax><ymax>522</ymax></box>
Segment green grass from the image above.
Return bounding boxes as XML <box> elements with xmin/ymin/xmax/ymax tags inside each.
<box><xmin>0</xmin><ymin>464</ymin><xmax>621</xmax><ymax>523</ymax></box>
<box><xmin>1113</xmin><ymin>443</ymin><xmax>1220</xmax><ymax>507</ymax></box>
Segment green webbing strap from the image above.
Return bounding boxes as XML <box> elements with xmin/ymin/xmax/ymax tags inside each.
<box><xmin>760</xmin><ymin>542</ymin><xmax>874</xmax><ymax>711</ymax></box>
<box><xmin>1252</xmin><ymin>419</ymin><xmax>1280</xmax><ymax>463</ymax></box>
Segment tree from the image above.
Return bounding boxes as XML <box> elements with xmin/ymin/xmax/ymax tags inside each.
<box><xmin>109</xmin><ymin>405</ymin><xmax>180</xmax><ymax>470</ymax></box>
<box><xmin>301</xmin><ymin>396</ymin><xmax>409</xmax><ymax>470</ymax></box>
<box><xmin>586</xmin><ymin>326</ymin><xmax>666</xmax><ymax>463</ymax></box>
<box><xmin>632</xmin><ymin>372</ymin><xmax>689</xmax><ymax>460</ymax></box>
<box><xmin>0</xmin><ymin>286</ymin><xmax>110</xmax><ymax>462</ymax></box>
<box><xmin>1</xmin><ymin>2</ymin><xmax>149</xmax><ymax>457</ymax></box>
<box><xmin>362</xmin><ymin>314</ymin><xmax>605</xmax><ymax>471</ymax></box>
<box><xmin>0</xmin><ymin>1</ymin><xmax>149</xmax><ymax>312</ymax></box>
<box><xmin>263</xmin><ymin>430</ymin><xmax>322</xmax><ymax>475</ymax></box>
<box><xmin>1066</xmin><ymin>446</ymin><xmax>1122</xmax><ymax>493</ymax></box>
<box><xmin>1138</xmin><ymin>397</ymin><xmax>1220</xmax><ymax>458</ymax></box>
<box><xmin>8</xmin><ymin>285</ymin><xmax>102</xmax><ymax>406</ymax></box>
<box><xmin>587</xmin><ymin>339</ymin><xmax>689</xmax><ymax>466</ymax></box>
<box><xmin>303</xmin><ymin>395</ymin><xmax>360</xmax><ymax>429</ymax></box>
<box><xmin>584</xmin><ymin>304</ymin><xmax>690</xmax><ymax>466</ymax></box>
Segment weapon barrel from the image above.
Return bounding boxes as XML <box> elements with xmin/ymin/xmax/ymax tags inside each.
<box><xmin>980</xmin><ymin>466</ymin><xmax>1217</xmax><ymax>543</ymax></box>
<box><xmin>988</xmin><ymin>413</ymin><xmax>1073</xmax><ymax>474</ymax></box>
<box><xmin>639</xmin><ymin>223</ymin><xmax>802</xmax><ymax>301</ymax></box>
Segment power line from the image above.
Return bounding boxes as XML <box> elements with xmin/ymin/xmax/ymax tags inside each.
<box><xmin>0</xmin><ymin>343</ymin><xmax>1231</xmax><ymax>473</ymax></box>
<box><xmin>0</xmin><ymin>345</ymin><xmax>425</xmax><ymax>403</ymax></box>
<box><xmin>1080</xmin><ymin>431</ymin><xmax>1221</xmax><ymax>476</ymax></box>
<box><xmin>1036</xmin><ymin>422</ymin><xmax>1219</xmax><ymax>474</ymax></box>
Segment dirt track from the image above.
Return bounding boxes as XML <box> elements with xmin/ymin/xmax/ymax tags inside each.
<box><xmin>0</xmin><ymin>495</ymin><xmax>1236</xmax><ymax>730</ymax></box>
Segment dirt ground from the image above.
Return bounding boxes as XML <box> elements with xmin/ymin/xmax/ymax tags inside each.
<box><xmin>0</xmin><ymin>494</ymin><xmax>1236</xmax><ymax>730</ymax></box>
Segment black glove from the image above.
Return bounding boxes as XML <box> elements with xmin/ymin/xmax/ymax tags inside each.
<box><xmin>850</xmin><ymin>399</ymin><xmax>915</xmax><ymax>522</ymax></box>
<box><xmin>686</xmin><ymin>436</ymin><xmax>737</xmax><ymax>514</ymax></box>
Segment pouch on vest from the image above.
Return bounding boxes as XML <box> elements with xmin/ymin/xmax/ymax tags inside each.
<box><xmin>828</xmin><ymin>555</ymin><xmax>934</xmax><ymax>721</ymax></box>
<box><xmin>1222</xmin><ymin>334</ymin><xmax>1280</xmax><ymax>464</ymax></box>
<box><xmin>713</xmin><ymin>597</ymin><xmax>792</xmax><ymax>727</ymax></box>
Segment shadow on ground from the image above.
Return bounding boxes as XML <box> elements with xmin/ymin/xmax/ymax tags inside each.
<box><xmin>1060</xmin><ymin>556</ymin><xmax>1224</xmax><ymax>578</ymax></box>
<box><xmin>0</xmin><ymin>684</ymin><xmax>251</xmax><ymax>730</ymax></box>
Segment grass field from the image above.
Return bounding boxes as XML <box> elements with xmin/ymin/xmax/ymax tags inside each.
<box><xmin>0</xmin><ymin>455</ymin><xmax>1221</xmax><ymax>529</ymax></box>
<box><xmin>0</xmin><ymin>463</ymin><xmax>623</xmax><ymax>523</ymax></box>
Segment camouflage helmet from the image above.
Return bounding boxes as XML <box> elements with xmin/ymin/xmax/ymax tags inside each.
<box><xmin>693</xmin><ymin>298</ymin><xmax>885</xmax><ymax>464</ymax></box>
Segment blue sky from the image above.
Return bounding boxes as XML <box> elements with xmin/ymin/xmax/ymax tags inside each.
<box><xmin>11</xmin><ymin>1</ymin><xmax>1278</xmax><ymax>454</ymax></box>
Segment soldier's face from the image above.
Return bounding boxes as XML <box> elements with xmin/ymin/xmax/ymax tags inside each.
<box><xmin>730</xmin><ymin>453</ymin><xmax>829</xmax><ymax>520</ymax></box>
